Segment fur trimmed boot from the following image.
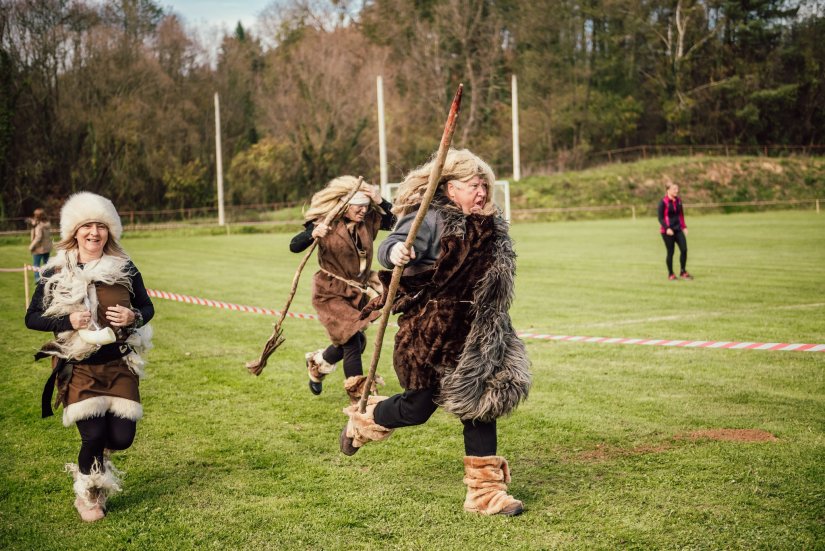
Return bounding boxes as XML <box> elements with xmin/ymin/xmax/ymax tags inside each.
<box><xmin>305</xmin><ymin>349</ymin><xmax>337</xmax><ymax>395</ymax></box>
<box><xmin>340</xmin><ymin>395</ymin><xmax>393</xmax><ymax>456</ymax></box>
<box><xmin>66</xmin><ymin>458</ymin><xmax>123</xmax><ymax>522</ymax></box>
<box><xmin>343</xmin><ymin>374</ymin><xmax>385</xmax><ymax>405</ymax></box>
<box><xmin>463</xmin><ymin>455</ymin><xmax>524</xmax><ymax>516</ymax></box>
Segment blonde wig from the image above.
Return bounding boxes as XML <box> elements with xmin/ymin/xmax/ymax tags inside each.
<box><xmin>392</xmin><ymin>149</ymin><xmax>497</xmax><ymax>218</ymax></box>
<box><xmin>303</xmin><ymin>176</ymin><xmax>383</xmax><ymax>222</ymax></box>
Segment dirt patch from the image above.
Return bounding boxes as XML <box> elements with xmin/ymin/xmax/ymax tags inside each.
<box><xmin>573</xmin><ymin>429</ymin><xmax>778</xmax><ymax>462</ymax></box>
<box><xmin>760</xmin><ymin>160</ymin><xmax>784</xmax><ymax>174</ymax></box>
<box><xmin>674</xmin><ymin>429</ymin><xmax>778</xmax><ymax>443</ymax></box>
<box><xmin>702</xmin><ymin>162</ymin><xmax>743</xmax><ymax>185</ymax></box>
<box><xmin>575</xmin><ymin>442</ymin><xmax>672</xmax><ymax>462</ymax></box>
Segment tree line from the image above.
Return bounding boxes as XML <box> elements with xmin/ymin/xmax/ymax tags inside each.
<box><xmin>2</xmin><ymin>0</ymin><xmax>823</xmax><ymax>220</ymax></box>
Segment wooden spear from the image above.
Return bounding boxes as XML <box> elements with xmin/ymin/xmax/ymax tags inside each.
<box><xmin>357</xmin><ymin>84</ymin><xmax>464</xmax><ymax>413</ymax></box>
<box><xmin>246</xmin><ymin>176</ymin><xmax>364</xmax><ymax>375</ymax></box>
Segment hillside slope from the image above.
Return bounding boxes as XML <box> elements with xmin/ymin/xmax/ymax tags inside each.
<box><xmin>510</xmin><ymin>156</ymin><xmax>825</xmax><ymax>219</ymax></box>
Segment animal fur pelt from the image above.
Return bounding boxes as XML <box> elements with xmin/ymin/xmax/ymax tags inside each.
<box><xmin>37</xmin><ymin>249</ymin><xmax>151</xmax><ymax>371</ymax></box>
<box><xmin>364</xmin><ymin>197</ymin><xmax>531</xmax><ymax>422</ymax></box>
<box><xmin>436</xmin><ymin>212</ymin><xmax>532</xmax><ymax>423</ymax></box>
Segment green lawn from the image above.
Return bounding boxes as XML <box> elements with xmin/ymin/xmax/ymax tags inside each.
<box><xmin>1</xmin><ymin>211</ymin><xmax>823</xmax><ymax>550</ymax></box>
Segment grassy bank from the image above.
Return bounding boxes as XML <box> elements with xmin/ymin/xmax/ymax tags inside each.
<box><xmin>511</xmin><ymin>156</ymin><xmax>825</xmax><ymax>220</ymax></box>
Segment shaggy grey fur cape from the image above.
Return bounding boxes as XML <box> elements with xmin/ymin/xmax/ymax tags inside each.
<box><xmin>436</xmin><ymin>208</ymin><xmax>532</xmax><ymax>422</ymax></box>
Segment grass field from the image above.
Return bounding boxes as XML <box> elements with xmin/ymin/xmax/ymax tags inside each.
<box><xmin>1</xmin><ymin>211</ymin><xmax>823</xmax><ymax>550</ymax></box>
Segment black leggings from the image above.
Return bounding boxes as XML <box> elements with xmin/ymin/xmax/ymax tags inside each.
<box><xmin>662</xmin><ymin>232</ymin><xmax>688</xmax><ymax>275</ymax></box>
<box><xmin>75</xmin><ymin>413</ymin><xmax>137</xmax><ymax>474</ymax></box>
<box><xmin>322</xmin><ymin>332</ymin><xmax>367</xmax><ymax>378</ymax></box>
<box><xmin>373</xmin><ymin>387</ymin><xmax>497</xmax><ymax>456</ymax></box>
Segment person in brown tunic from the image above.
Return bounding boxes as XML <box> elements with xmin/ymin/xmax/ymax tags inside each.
<box><xmin>25</xmin><ymin>192</ymin><xmax>154</xmax><ymax>523</ymax></box>
<box><xmin>28</xmin><ymin>207</ymin><xmax>52</xmax><ymax>282</ymax></box>
<box><xmin>289</xmin><ymin>176</ymin><xmax>395</xmax><ymax>402</ymax></box>
<box><xmin>340</xmin><ymin>149</ymin><xmax>531</xmax><ymax>516</ymax></box>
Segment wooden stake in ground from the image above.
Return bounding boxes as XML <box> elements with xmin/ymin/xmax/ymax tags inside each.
<box><xmin>358</xmin><ymin>84</ymin><xmax>464</xmax><ymax>413</ymax></box>
<box><xmin>23</xmin><ymin>265</ymin><xmax>30</xmax><ymax>310</ymax></box>
<box><xmin>246</xmin><ymin>177</ymin><xmax>364</xmax><ymax>375</ymax></box>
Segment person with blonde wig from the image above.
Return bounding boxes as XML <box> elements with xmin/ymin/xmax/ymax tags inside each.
<box><xmin>341</xmin><ymin>149</ymin><xmax>531</xmax><ymax>516</ymax></box>
<box><xmin>25</xmin><ymin>192</ymin><xmax>154</xmax><ymax>522</ymax></box>
<box><xmin>289</xmin><ymin>176</ymin><xmax>395</xmax><ymax>402</ymax></box>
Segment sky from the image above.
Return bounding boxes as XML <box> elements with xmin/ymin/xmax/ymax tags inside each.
<box><xmin>162</xmin><ymin>0</ymin><xmax>272</xmax><ymax>33</ymax></box>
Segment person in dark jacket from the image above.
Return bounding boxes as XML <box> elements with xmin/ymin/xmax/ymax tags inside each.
<box><xmin>25</xmin><ymin>192</ymin><xmax>154</xmax><ymax>522</ymax></box>
<box><xmin>658</xmin><ymin>182</ymin><xmax>693</xmax><ymax>280</ymax></box>
<box><xmin>340</xmin><ymin>149</ymin><xmax>531</xmax><ymax>516</ymax></box>
<box><xmin>289</xmin><ymin>176</ymin><xmax>395</xmax><ymax>402</ymax></box>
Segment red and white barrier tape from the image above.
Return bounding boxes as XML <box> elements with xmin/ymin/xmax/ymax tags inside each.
<box><xmin>516</xmin><ymin>333</ymin><xmax>825</xmax><ymax>352</ymax></box>
<box><xmin>146</xmin><ymin>289</ymin><xmax>825</xmax><ymax>353</ymax></box>
<box><xmin>0</xmin><ymin>265</ymin><xmax>39</xmax><ymax>272</ymax></box>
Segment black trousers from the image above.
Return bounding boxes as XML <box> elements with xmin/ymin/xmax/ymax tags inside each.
<box><xmin>322</xmin><ymin>332</ymin><xmax>367</xmax><ymax>378</ymax></box>
<box><xmin>373</xmin><ymin>387</ymin><xmax>497</xmax><ymax>456</ymax></box>
<box><xmin>662</xmin><ymin>231</ymin><xmax>688</xmax><ymax>275</ymax></box>
<box><xmin>75</xmin><ymin>413</ymin><xmax>137</xmax><ymax>474</ymax></box>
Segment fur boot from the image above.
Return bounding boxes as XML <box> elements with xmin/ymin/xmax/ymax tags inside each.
<box><xmin>305</xmin><ymin>349</ymin><xmax>337</xmax><ymax>395</ymax></box>
<box><xmin>343</xmin><ymin>374</ymin><xmax>385</xmax><ymax>405</ymax></box>
<box><xmin>463</xmin><ymin>455</ymin><xmax>524</xmax><ymax>516</ymax></box>
<box><xmin>340</xmin><ymin>395</ymin><xmax>393</xmax><ymax>455</ymax></box>
<box><xmin>65</xmin><ymin>458</ymin><xmax>123</xmax><ymax>522</ymax></box>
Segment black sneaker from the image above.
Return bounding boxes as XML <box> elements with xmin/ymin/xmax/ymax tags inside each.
<box><xmin>309</xmin><ymin>379</ymin><xmax>323</xmax><ymax>395</ymax></box>
<box><xmin>339</xmin><ymin>425</ymin><xmax>358</xmax><ymax>456</ymax></box>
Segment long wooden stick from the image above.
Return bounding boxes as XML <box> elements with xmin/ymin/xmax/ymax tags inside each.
<box><xmin>246</xmin><ymin>177</ymin><xmax>364</xmax><ymax>375</ymax></box>
<box><xmin>358</xmin><ymin>84</ymin><xmax>464</xmax><ymax>413</ymax></box>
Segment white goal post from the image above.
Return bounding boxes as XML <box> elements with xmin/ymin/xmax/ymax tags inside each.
<box><xmin>383</xmin><ymin>180</ymin><xmax>511</xmax><ymax>221</ymax></box>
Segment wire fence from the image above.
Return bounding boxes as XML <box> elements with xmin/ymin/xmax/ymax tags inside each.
<box><xmin>1</xmin><ymin>200</ymin><xmax>303</xmax><ymax>235</ymax></box>
<box><xmin>511</xmin><ymin>198</ymin><xmax>821</xmax><ymax>221</ymax></box>
<box><xmin>1</xmin><ymin>197</ymin><xmax>818</xmax><ymax>236</ymax></box>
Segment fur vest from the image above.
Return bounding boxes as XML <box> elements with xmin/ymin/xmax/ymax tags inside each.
<box><xmin>367</xmin><ymin>200</ymin><xmax>531</xmax><ymax>422</ymax></box>
<box><xmin>37</xmin><ymin>249</ymin><xmax>152</xmax><ymax>375</ymax></box>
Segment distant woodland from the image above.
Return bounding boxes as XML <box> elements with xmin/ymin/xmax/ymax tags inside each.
<box><xmin>2</xmin><ymin>0</ymin><xmax>824</xmax><ymax>217</ymax></box>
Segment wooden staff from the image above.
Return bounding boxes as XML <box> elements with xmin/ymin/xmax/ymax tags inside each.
<box><xmin>246</xmin><ymin>177</ymin><xmax>364</xmax><ymax>375</ymax></box>
<box><xmin>358</xmin><ymin>83</ymin><xmax>464</xmax><ymax>413</ymax></box>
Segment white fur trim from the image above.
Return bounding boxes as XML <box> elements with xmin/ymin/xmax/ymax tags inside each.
<box><xmin>63</xmin><ymin>396</ymin><xmax>143</xmax><ymax>427</ymax></box>
<box><xmin>66</xmin><ymin>459</ymin><xmax>122</xmax><ymax>508</ymax></box>
<box><xmin>315</xmin><ymin>352</ymin><xmax>336</xmax><ymax>375</ymax></box>
<box><xmin>60</xmin><ymin>192</ymin><xmax>122</xmax><ymax>241</ymax></box>
<box><xmin>124</xmin><ymin>324</ymin><xmax>153</xmax><ymax>378</ymax></box>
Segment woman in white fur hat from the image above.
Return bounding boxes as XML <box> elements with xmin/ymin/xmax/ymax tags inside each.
<box><xmin>289</xmin><ymin>176</ymin><xmax>395</xmax><ymax>403</ymax></box>
<box><xmin>25</xmin><ymin>191</ymin><xmax>154</xmax><ymax>522</ymax></box>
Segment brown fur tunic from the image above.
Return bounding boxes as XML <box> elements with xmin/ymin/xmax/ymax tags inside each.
<box><xmin>366</xmin><ymin>200</ymin><xmax>531</xmax><ymax>422</ymax></box>
<box><xmin>312</xmin><ymin>210</ymin><xmax>383</xmax><ymax>345</ymax></box>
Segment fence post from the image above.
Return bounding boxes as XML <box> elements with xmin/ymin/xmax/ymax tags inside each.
<box><xmin>817</xmin><ymin>199</ymin><xmax>820</xmax><ymax>214</ymax></box>
<box><xmin>23</xmin><ymin>265</ymin><xmax>30</xmax><ymax>310</ymax></box>
<box><xmin>631</xmin><ymin>206</ymin><xmax>636</xmax><ymax>221</ymax></box>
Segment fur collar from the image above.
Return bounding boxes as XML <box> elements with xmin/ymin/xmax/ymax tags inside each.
<box><xmin>38</xmin><ymin>250</ymin><xmax>136</xmax><ymax>362</ymax></box>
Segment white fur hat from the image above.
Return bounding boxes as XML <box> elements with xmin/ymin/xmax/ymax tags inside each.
<box><xmin>60</xmin><ymin>192</ymin><xmax>123</xmax><ymax>241</ymax></box>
